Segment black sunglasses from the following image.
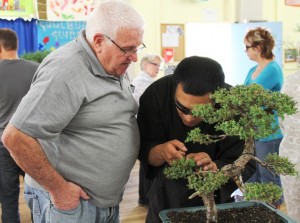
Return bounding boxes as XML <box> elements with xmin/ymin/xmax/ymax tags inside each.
<box><xmin>174</xmin><ymin>98</ymin><xmax>193</xmax><ymax>115</ymax></box>
<box><xmin>245</xmin><ymin>45</ymin><xmax>255</xmax><ymax>50</ymax></box>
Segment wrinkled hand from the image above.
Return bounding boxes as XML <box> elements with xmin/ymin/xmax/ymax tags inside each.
<box><xmin>50</xmin><ymin>181</ymin><xmax>90</xmax><ymax>211</ymax></box>
<box><xmin>186</xmin><ymin>152</ymin><xmax>217</xmax><ymax>171</ymax></box>
<box><xmin>160</xmin><ymin>140</ymin><xmax>187</xmax><ymax>165</ymax></box>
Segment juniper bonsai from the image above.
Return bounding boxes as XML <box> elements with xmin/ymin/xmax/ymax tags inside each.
<box><xmin>164</xmin><ymin>83</ymin><xmax>298</xmax><ymax>223</ymax></box>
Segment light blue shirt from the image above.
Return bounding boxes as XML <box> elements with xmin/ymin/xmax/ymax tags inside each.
<box><xmin>244</xmin><ymin>60</ymin><xmax>283</xmax><ymax>141</ymax></box>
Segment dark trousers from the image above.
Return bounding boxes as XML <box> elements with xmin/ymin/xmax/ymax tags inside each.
<box><xmin>0</xmin><ymin>141</ymin><xmax>24</xmax><ymax>223</ymax></box>
<box><xmin>138</xmin><ymin>164</ymin><xmax>151</xmax><ymax>205</ymax></box>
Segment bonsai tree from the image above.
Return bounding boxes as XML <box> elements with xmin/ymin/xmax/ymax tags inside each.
<box><xmin>164</xmin><ymin>83</ymin><xmax>298</xmax><ymax>223</ymax></box>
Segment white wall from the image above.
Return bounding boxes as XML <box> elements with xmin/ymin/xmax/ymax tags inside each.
<box><xmin>238</xmin><ymin>0</ymin><xmax>263</xmax><ymax>22</ymax></box>
<box><xmin>185</xmin><ymin>23</ymin><xmax>232</xmax><ymax>83</ymax></box>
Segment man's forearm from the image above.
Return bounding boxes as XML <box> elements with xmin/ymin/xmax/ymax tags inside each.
<box><xmin>148</xmin><ymin>144</ymin><xmax>165</xmax><ymax>166</ymax></box>
<box><xmin>2</xmin><ymin>124</ymin><xmax>67</xmax><ymax>195</ymax></box>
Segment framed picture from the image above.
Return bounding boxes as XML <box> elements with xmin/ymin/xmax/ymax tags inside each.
<box><xmin>285</xmin><ymin>0</ymin><xmax>300</xmax><ymax>6</ymax></box>
<box><xmin>284</xmin><ymin>49</ymin><xmax>297</xmax><ymax>63</ymax></box>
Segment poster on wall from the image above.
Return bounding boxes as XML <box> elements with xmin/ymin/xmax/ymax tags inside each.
<box><xmin>0</xmin><ymin>0</ymin><xmax>36</xmax><ymax>17</ymax></box>
<box><xmin>37</xmin><ymin>20</ymin><xmax>86</xmax><ymax>51</ymax></box>
<box><xmin>47</xmin><ymin>0</ymin><xmax>103</xmax><ymax>21</ymax></box>
<box><xmin>285</xmin><ymin>0</ymin><xmax>300</xmax><ymax>6</ymax></box>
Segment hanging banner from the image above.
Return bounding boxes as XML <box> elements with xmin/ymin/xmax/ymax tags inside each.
<box><xmin>37</xmin><ymin>20</ymin><xmax>86</xmax><ymax>51</ymax></box>
<box><xmin>47</xmin><ymin>0</ymin><xmax>102</xmax><ymax>21</ymax></box>
<box><xmin>0</xmin><ymin>0</ymin><xmax>36</xmax><ymax>18</ymax></box>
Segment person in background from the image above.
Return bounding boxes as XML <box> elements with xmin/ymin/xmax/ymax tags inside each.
<box><xmin>132</xmin><ymin>53</ymin><xmax>163</xmax><ymax>206</ymax></box>
<box><xmin>132</xmin><ymin>53</ymin><xmax>163</xmax><ymax>105</ymax></box>
<box><xmin>279</xmin><ymin>71</ymin><xmax>300</xmax><ymax>221</ymax></box>
<box><xmin>243</xmin><ymin>27</ymin><xmax>284</xmax><ymax>207</ymax></box>
<box><xmin>1</xmin><ymin>1</ymin><xmax>146</xmax><ymax>223</ymax></box>
<box><xmin>0</xmin><ymin>28</ymin><xmax>39</xmax><ymax>223</ymax></box>
<box><xmin>137</xmin><ymin>56</ymin><xmax>256</xmax><ymax>222</ymax></box>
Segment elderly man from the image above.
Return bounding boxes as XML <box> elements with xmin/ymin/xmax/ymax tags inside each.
<box><xmin>2</xmin><ymin>1</ymin><xmax>146</xmax><ymax>222</ymax></box>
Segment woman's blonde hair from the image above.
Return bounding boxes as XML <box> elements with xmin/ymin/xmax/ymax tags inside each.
<box><xmin>244</xmin><ymin>27</ymin><xmax>275</xmax><ymax>59</ymax></box>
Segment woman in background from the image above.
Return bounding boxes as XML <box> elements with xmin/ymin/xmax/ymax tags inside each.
<box><xmin>243</xmin><ymin>27</ymin><xmax>284</xmax><ymax>207</ymax></box>
<box><xmin>132</xmin><ymin>54</ymin><xmax>163</xmax><ymax>105</ymax></box>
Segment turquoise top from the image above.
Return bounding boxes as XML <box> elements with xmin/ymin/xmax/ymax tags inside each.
<box><xmin>244</xmin><ymin>60</ymin><xmax>283</xmax><ymax>141</ymax></box>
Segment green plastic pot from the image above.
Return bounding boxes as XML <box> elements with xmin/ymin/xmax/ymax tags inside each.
<box><xmin>159</xmin><ymin>201</ymin><xmax>296</xmax><ymax>223</ymax></box>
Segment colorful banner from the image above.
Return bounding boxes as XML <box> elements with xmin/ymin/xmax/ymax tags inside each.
<box><xmin>37</xmin><ymin>20</ymin><xmax>86</xmax><ymax>51</ymax></box>
<box><xmin>0</xmin><ymin>0</ymin><xmax>36</xmax><ymax>18</ymax></box>
<box><xmin>47</xmin><ymin>0</ymin><xmax>101</xmax><ymax>21</ymax></box>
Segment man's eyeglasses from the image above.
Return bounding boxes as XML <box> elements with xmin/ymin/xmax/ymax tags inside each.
<box><xmin>174</xmin><ymin>98</ymin><xmax>193</xmax><ymax>115</ymax></box>
<box><xmin>245</xmin><ymin>45</ymin><xmax>255</xmax><ymax>51</ymax></box>
<box><xmin>148</xmin><ymin>62</ymin><xmax>160</xmax><ymax>67</ymax></box>
<box><xmin>105</xmin><ymin>34</ymin><xmax>146</xmax><ymax>57</ymax></box>
<box><xmin>147</xmin><ymin>61</ymin><xmax>162</xmax><ymax>70</ymax></box>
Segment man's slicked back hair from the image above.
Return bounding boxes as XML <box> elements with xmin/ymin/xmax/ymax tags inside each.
<box><xmin>173</xmin><ymin>56</ymin><xmax>225</xmax><ymax>96</ymax></box>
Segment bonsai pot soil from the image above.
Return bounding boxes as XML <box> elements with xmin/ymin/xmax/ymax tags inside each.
<box><xmin>166</xmin><ymin>205</ymin><xmax>285</xmax><ymax>223</ymax></box>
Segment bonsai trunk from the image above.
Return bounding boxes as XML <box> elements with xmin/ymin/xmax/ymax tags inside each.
<box><xmin>202</xmin><ymin>192</ymin><xmax>217</xmax><ymax>223</ymax></box>
<box><xmin>221</xmin><ymin>138</ymin><xmax>254</xmax><ymax>182</ymax></box>
<box><xmin>198</xmin><ymin>139</ymin><xmax>254</xmax><ymax>222</ymax></box>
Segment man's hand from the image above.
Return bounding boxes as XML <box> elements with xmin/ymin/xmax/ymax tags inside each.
<box><xmin>50</xmin><ymin>182</ymin><xmax>90</xmax><ymax>210</ymax></box>
<box><xmin>186</xmin><ymin>152</ymin><xmax>217</xmax><ymax>171</ymax></box>
<box><xmin>149</xmin><ymin>140</ymin><xmax>187</xmax><ymax>166</ymax></box>
<box><xmin>160</xmin><ymin>140</ymin><xmax>188</xmax><ymax>165</ymax></box>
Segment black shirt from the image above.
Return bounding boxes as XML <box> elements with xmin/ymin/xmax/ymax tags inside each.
<box><xmin>137</xmin><ymin>75</ymin><xmax>256</xmax><ymax>222</ymax></box>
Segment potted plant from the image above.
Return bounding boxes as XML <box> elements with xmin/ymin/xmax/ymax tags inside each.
<box><xmin>21</xmin><ymin>50</ymin><xmax>51</xmax><ymax>63</ymax></box>
<box><xmin>160</xmin><ymin>84</ymin><xmax>298</xmax><ymax>223</ymax></box>
<box><xmin>283</xmin><ymin>41</ymin><xmax>300</xmax><ymax>64</ymax></box>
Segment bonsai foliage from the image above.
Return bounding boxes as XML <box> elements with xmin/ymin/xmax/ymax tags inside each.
<box><xmin>243</xmin><ymin>182</ymin><xmax>282</xmax><ymax>204</ymax></box>
<box><xmin>187</xmin><ymin>84</ymin><xmax>297</xmax><ymax>141</ymax></box>
<box><xmin>164</xmin><ymin>84</ymin><xmax>298</xmax><ymax>223</ymax></box>
<box><xmin>164</xmin><ymin>159</ymin><xmax>229</xmax><ymax>197</ymax></box>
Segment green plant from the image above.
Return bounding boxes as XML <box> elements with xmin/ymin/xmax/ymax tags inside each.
<box><xmin>21</xmin><ymin>50</ymin><xmax>51</xmax><ymax>63</ymax></box>
<box><xmin>164</xmin><ymin>84</ymin><xmax>298</xmax><ymax>223</ymax></box>
<box><xmin>243</xmin><ymin>182</ymin><xmax>282</xmax><ymax>204</ymax></box>
<box><xmin>283</xmin><ymin>40</ymin><xmax>300</xmax><ymax>60</ymax></box>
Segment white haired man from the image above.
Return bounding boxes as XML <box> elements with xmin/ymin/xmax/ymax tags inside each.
<box><xmin>2</xmin><ymin>1</ymin><xmax>146</xmax><ymax>222</ymax></box>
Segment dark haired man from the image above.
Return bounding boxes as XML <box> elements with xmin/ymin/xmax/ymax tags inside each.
<box><xmin>1</xmin><ymin>1</ymin><xmax>146</xmax><ymax>222</ymax></box>
<box><xmin>0</xmin><ymin>28</ymin><xmax>39</xmax><ymax>223</ymax></box>
<box><xmin>137</xmin><ymin>56</ymin><xmax>256</xmax><ymax>222</ymax></box>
